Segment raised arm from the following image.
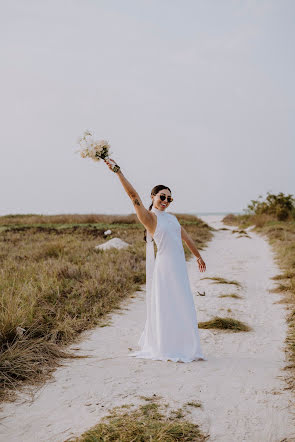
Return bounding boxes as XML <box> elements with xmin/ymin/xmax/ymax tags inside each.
<box><xmin>181</xmin><ymin>226</ymin><xmax>206</xmax><ymax>272</ymax></box>
<box><xmin>105</xmin><ymin>158</ymin><xmax>155</xmax><ymax>230</ymax></box>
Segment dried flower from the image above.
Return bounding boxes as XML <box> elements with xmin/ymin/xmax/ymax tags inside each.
<box><xmin>76</xmin><ymin>129</ymin><xmax>111</xmax><ymax>162</ymax></box>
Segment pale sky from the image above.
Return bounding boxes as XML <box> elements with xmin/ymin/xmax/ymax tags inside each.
<box><xmin>1</xmin><ymin>0</ymin><xmax>294</xmax><ymax>215</ymax></box>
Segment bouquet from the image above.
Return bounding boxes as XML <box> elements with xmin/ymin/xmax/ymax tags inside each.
<box><xmin>77</xmin><ymin>129</ymin><xmax>120</xmax><ymax>172</ymax></box>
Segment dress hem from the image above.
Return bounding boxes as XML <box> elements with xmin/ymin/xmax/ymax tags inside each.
<box><xmin>128</xmin><ymin>351</ymin><xmax>208</xmax><ymax>363</ymax></box>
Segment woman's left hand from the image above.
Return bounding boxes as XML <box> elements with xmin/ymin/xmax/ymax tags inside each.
<box><xmin>197</xmin><ymin>257</ymin><xmax>206</xmax><ymax>272</ymax></box>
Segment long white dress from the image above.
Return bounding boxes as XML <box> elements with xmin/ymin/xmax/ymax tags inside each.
<box><xmin>129</xmin><ymin>206</ymin><xmax>207</xmax><ymax>363</ymax></box>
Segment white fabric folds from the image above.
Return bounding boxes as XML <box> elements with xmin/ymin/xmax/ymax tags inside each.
<box><xmin>145</xmin><ymin>228</ymin><xmax>155</xmax><ymax>296</ymax></box>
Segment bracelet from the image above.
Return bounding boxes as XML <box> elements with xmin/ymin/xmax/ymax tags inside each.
<box><xmin>113</xmin><ymin>165</ymin><xmax>121</xmax><ymax>173</ymax></box>
<box><xmin>197</xmin><ymin>256</ymin><xmax>202</xmax><ymax>262</ymax></box>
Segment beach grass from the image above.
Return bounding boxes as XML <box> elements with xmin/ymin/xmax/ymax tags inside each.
<box><xmin>0</xmin><ymin>212</ymin><xmax>213</xmax><ymax>401</ymax></box>
<box><xmin>232</xmin><ymin>229</ymin><xmax>248</xmax><ymax>235</ymax></box>
<box><xmin>198</xmin><ymin>316</ymin><xmax>252</xmax><ymax>331</ymax></box>
<box><xmin>200</xmin><ymin>276</ymin><xmax>242</xmax><ymax>287</ymax></box>
<box><xmin>69</xmin><ymin>396</ymin><xmax>209</xmax><ymax>442</ymax></box>
<box><xmin>218</xmin><ymin>293</ymin><xmax>243</xmax><ymax>299</ymax></box>
<box><xmin>184</xmin><ymin>400</ymin><xmax>202</xmax><ymax>408</ymax></box>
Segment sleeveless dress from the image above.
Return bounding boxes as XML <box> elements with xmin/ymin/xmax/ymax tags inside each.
<box><xmin>129</xmin><ymin>206</ymin><xmax>207</xmax><ymax>363</ymax></box>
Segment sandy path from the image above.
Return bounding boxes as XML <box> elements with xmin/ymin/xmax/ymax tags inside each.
<box><xmin>0</xmin><ymin>215</ymin><xmax>294</xmax><ymax>442</ymax></box>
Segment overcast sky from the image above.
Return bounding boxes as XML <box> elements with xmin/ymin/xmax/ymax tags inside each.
<box><xmin>1</xmin><ymin>0</ymin><xmax>294</xmax><ymax>215</ymax></box>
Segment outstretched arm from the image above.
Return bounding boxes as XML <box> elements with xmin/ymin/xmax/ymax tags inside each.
<box><xmin>105</xmin><ymin>158</ymin><xmax>154</xmax><ymax>229</ymax></box>
<box><xmin>181</xmin><ymin>226</ymin><xmax>206</xmax><ymax>272</ymax></box>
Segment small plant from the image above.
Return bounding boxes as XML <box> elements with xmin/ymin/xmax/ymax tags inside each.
<box><xmin>185</xmin><ymin>400</ymin><xmax>202</xmax><ymax>408</ymax></box>
<box><xmin>200</xmin><ymin>276</ymin><xmax>242</xmax><ymax>288</ymax></box>
<box><xmin>198</xmin><ymin>316</ymin><xmax>251</xmax><ymax>332</ymax></box>
<box><xmin>71</xmin><ymin>399</ymin><xmax>209</xmax><ymax>441</ymax></box>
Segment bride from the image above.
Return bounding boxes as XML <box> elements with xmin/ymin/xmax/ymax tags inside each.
<box><xmin>105</xmin><ymin>158</ymin><xmax>207</xmax><ymax>363</ymax></box>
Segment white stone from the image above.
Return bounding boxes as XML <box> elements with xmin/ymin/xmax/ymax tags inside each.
<box><xmin>16</xmin><ymin>326</ymin><xmax>26</xmax><ymax>337</ymax></box>
<box><xmin>104</xmin><ymin>229</ymin><xmax>112</xmax><ymax>235</ymax></box>
<box><xmin>95</xmin><ymin>237</ymin><xmax>130</xmax><ymax>251</ymax></box>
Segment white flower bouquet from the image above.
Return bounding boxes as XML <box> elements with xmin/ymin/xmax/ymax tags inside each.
<box><xmin>77</xmin><ymin>129</ymin><xmax>120</xmax><ymax>172</ymax></box>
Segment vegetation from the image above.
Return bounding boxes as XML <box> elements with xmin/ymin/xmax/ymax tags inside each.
<box><xmin>244</xmin><ymin>191</ymin><xmax>295</xmax><ymax>221</ymax></box>
<box><xmin>198</xmin><ymin>317</ymin><xmax>251</xmax><ymax>332</ymax></box>
<box><xmin>223</xmin><ymin>192</ymin><xmax>295</xmax><ymax>390</ymax></box>
<box><xmin>0</xmin><ymin>213</ymin><xmax>213</xmax><ymax>401</ymax></box>
<box><xmin>70</xmin><ymin>395</ymin><xmax>209</xmax><ymax>442</ymax></box>
<box><xmin>200</xmin><ymin>276</ymin><xmax>242</xmax><ymax>288</ymax></box>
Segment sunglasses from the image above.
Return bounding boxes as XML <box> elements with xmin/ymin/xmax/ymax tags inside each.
<box><xmin>159</xmin><ymin>194</ymin><xmax>173</xmax><ymax>203</ymax></box>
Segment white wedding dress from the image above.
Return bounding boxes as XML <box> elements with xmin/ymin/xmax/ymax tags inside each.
<box><xmin>129</xmin><ymin>206</ymin><xmax>207</xmax><ymax>363</ymax></box>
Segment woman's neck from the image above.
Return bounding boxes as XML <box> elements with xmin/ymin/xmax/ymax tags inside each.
<box><xmin>152</xmin><ymin>206</ymin><xmax>166</xmax><ymax>213</ymax></box>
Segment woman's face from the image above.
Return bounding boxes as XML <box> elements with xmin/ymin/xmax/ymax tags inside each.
<box><xmin>152</xmin><ymin>189</ymin><xmax>172</xmax><ymax>211</ymax></box>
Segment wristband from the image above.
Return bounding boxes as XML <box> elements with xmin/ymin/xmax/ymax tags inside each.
<box><xmin>113</xmin><ymin>165</ymin><xmax>120</xmax><ymax>173</ymax></box>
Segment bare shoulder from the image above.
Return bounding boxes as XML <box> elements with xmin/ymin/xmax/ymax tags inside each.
<box><xmin>132</xmin><ymin>196</ymin><xmax>156</xmax><ymax>231</ymax></box>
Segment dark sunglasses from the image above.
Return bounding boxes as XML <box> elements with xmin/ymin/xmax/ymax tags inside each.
<box><xmin>159</xmin><ymin>194</ymin><xmax>173</xmax><ymax>203</ymax></box>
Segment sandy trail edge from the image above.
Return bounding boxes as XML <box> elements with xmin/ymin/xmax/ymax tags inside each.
<box><xmin>0</xmin><ymin>215</ymin><xmax>294</xmax><ymax>442</ymax></box>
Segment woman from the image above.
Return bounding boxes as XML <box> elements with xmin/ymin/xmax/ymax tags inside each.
<box><xmin>105</xmin><ymin>158</ymin><xmax>207</xmax><ymax>363</ymax></box>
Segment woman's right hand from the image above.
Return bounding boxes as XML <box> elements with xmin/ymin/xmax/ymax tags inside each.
<box><xmin>105</xmin><ymin>158</ymin><xmax>120</xmax><ymax>172</ymax></box>
<box><xmin>105</xmin><ymin>158</ymin><xmax>112</xmax><ymax>170</ymax></box>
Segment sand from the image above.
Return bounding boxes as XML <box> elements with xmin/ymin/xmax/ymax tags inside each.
<box><xmin>0</xmin><ymin>215</ymin><xmax>294</xmax><ymax>442</ymax></box>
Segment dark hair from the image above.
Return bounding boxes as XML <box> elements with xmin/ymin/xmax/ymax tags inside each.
<box><xmin>143</xmin><ymin>184</ymin><xmax>172</xmax><ymax>242</ymax></box>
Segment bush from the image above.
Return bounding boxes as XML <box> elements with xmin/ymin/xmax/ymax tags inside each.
<box><xmin>245</xmin><ymin>192</ymin><xmax>295</xmax><ymax>221</ymax></box>
<box><xmin>276</xmin><ymin>206</ymin><xmax>290</xmax><ymax>221</ymax></box>
<box><xmin>222</xmin><ymin>214</ymin><xmax>238</xmax><ymax>224</ymax></box>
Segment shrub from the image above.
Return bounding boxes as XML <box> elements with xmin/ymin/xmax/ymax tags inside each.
<box><xmin>245</xmin><ymin>192</ymin><xmax>295</xmax><ymax>221</ymax></box>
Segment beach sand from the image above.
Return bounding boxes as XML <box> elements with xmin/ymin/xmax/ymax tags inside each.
<box><xmin>0</xmin><ymin>215</ymin><xmax>294</xmax><ymax>441</ymax></box>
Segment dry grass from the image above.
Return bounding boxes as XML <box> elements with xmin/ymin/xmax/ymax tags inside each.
<box><xmin>272</xmin><ymin>271</ymin><xmax>295</xmax><ymax>281</ymax></box>
<box><xmin>218</xmin><ymin>294</ymin><xmax>243</xmax><ymax>299</ymax></box>
<box><xmin>223</xmin><ymin>212</ymin><xmax>295</xmax><ymax>390</ymax></box>
<box><xmin>0</xmin><ymin>213</ymin><xmax>213</xmax><ymax>402</ymax></box>
<box><xmin>184</xmin><ymin>400</ymin><xmax>202</xmax><ymax>408</ymax></box>
<box><xmin>0</xmin><ymin>332</ymin><xmax>74</xmax><ymax>397</ymax></box>
<box><xmin>198</xmin><ymin>316</ymin><xmax>252</xmax><ymax>332</ymax></box>
<box><xmin>0</xmin><ymin>213</ymin><xmax>140</xmax><ymax>226</ymax></box>
<box><xmin>200</xmin><ymin>276</ymin><xmax>242</xmax><ymax>288</ymax></box>
<box><xmin>223</xmin><ymin>213</ymin><xmax>275</xmax><ymax>228</ymax></box>
<box><xmin>69</xmin><ymin>396</ymin><xmax>209</xmax><ymax>442</ymax></box>
<box><xmin>232</xmin><ymin>229</ymin><xmax>248</xmax><ymax>235</ymax></box>
<box><xmin>232</xmin><ymin>229</ymin><xmax>251</xmax><ymax>239</ymax></box>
